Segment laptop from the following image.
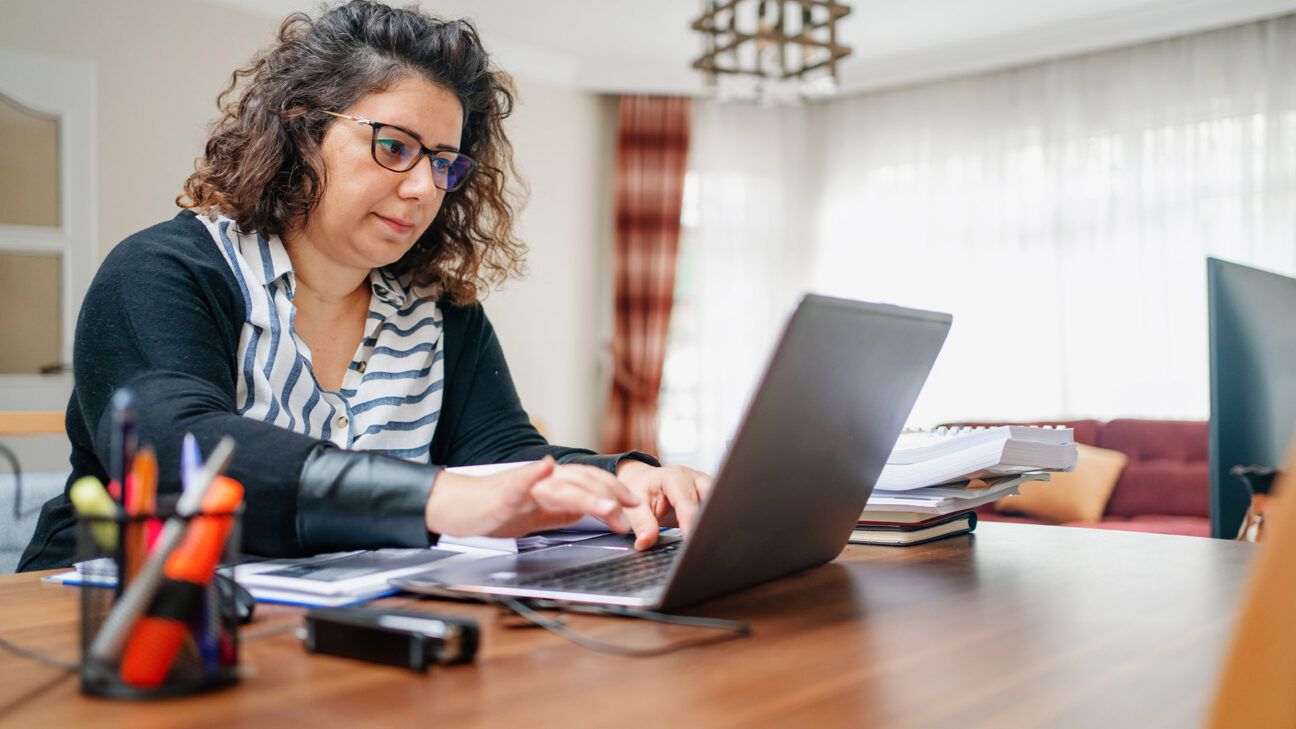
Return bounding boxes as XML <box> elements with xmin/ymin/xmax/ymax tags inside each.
<box><xmin>394</xmin><ymin>294</ymin><xmax>952</xmax><ymax>612</ymax></box>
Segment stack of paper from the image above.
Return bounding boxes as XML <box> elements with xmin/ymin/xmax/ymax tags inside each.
<box><xmin>231</xmin><ymin>548</ymin><xmax>471</xmax><ymax>606</ymax></box>
<box><xmin>234</xmin><ymin>526</ymin><xmax>620</xmax><ymax>607</ymax></box>
<box><xmin>876</xmin><ymin>426</ymin><xmax>1077</xmax><ymax>491</ymax></box>
<box><xmin>864</xmin><ymin>472</ymin><xmax>1049</xmax><ymax>518</ymax></box>
<box><xmin>854</xmin><ymin>469</ymin><xmax>1052</xmax><ymax>547</ymax></box>
<box><xmin>42</xmin><ymin>557</ymin><xmax>119</xmax><ymax>587</ymax></box>
<box><xmin>46</xmin><ymin>549</ymin><xmax>477</xmax><ymax>607</ymax></box>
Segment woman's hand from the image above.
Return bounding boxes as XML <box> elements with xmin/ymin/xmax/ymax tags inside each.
<box><xmin>615</xmin><ymin>460</ymin><xmax>714</xmax><ymax>550</ymax></box>
<box><xmin>424</xmin><ymin>457</ymin><xmax>642</xmax><ymax>538</ymax></box>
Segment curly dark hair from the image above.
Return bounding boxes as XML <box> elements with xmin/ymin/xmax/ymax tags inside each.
<box><xmin>178</xmin><ymin>0</ymin><xmax>526</xmax><ymax>305</ymax></box>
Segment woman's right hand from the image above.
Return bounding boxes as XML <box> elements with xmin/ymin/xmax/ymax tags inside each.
<box><xmin>423</xmin><ymin>457</ymin><xmax>642</xmax><ymax>538</ymax></box>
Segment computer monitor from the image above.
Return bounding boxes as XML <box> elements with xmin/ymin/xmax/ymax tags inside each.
<box><xmin>1208</xmin><ymin>257</ymin><xmax>1296</xmax><ymax>538</ymax></box>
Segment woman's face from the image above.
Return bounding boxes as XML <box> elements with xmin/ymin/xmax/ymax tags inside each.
<box><xmin>302</xmin><ymin>75</ymin><xmax>465</xmax><ymax>274</ymax></box>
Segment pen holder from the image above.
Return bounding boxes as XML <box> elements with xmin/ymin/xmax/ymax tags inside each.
<box><xmin>75</xmin><ymin>502</ymin><xmax>243</xmax><ymax>699</ymax></box>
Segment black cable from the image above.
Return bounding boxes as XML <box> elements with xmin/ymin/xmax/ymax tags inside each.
<box><xmin>0</xmin><ymin>671</ymin><xmax>74</xmax><ymax>721</ymax></box>
<box><xmin>557</xmin><ymin>603</ymin><xmax>754</xmax><ymax>632</ymax></box>
<box><xmin>0</xmin><ymin>621</ymin><xmax>297</xmax><ymax>678</ymax></box>
<box><xmin>495</xmin><ymin>597</ymin><xmax>751</xmax><ymax>657</ymax></box>
<box><xmin>0</xmin><ymin>633</ymin><xmax>77</xmax><ymax>672</ymax></box>
<box><xmin>0</xmin><ymin>598</ymin><xmax>749</xmax><ymax>672</ymax></box>
<box><xmin>0</xmin><ymin>441</ymin><xmax>28</xmax><ymax>521</ymax></box>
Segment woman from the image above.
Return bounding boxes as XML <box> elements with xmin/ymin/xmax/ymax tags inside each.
<box><xmin>19</xmin><ymin>0</ymin><xmax>709</xmax><ymax>570</ymax></box>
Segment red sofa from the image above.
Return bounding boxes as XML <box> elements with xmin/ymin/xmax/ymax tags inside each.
<box><xmin>948</xmin><ymin>419</ymin><xmax>1211</xmax><ymax>537</ymax></box>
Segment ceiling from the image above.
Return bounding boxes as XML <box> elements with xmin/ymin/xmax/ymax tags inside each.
<box><xmin>211</xmin><ymin>0</ymin><xmax>1296</xmax><ymax>95</ymax></box>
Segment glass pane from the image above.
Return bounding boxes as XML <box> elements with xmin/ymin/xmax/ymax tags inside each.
<box><xmin>0</xmin><ymin>252</ymin><xmax>62</xmax><ymax>373</ymax></box>
<box><xmin>0</xmin><ymin>93</ymin><xmax>60</xmax><ymax>227</ymax></box>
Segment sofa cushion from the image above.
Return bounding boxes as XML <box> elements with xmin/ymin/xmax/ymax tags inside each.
<box><xmin>996</xmin><ymin>444</ymin><xmax>1127</xmax><ymax>523</ymax></box>
<box><xmin>1097</xmin><ymin>419</ymin><xmax>1209</xmax><ymax>462</ymax></box>
<box><xmin>1097</xmin><ymin>420</ymin><xmax>1209</xmax><ymax>519</ymax></box>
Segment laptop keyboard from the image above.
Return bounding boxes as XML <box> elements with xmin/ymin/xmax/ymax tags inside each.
<box><xmin>494</xmin><ymin>542</ymin><xmax>682</xmax><ymax>594</ymax></box>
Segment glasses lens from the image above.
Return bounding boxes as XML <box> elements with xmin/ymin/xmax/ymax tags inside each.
<box><xmin>372</xmin><ymin>125</ymin><xmax>421</xmax><ymax>172</ymax></box>
<box><xmin>433</xmin><ymin>152</ymin><xmax>477</xmax><ymax>192</ymax></box>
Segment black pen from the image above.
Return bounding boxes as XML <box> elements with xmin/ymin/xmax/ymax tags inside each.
<box><xmin>109</xmin><ymin>388</ymin><xmax>137</xmax><ymax>505</ymax></box>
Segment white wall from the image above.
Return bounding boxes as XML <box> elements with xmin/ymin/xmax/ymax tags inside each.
<box><xmin>0</xmin><ymin>0</ymin><xmax>615</xmax><ymax>455</ymax></box>
<box><xmin>0</xmin><ymin>0</ymin><xmax>280</xmax><ymax>255</ymax></box>
<box><xmin>488</xmin><ymin>84</ymin><xmax>617</xmax><ymax>448</ymax></box>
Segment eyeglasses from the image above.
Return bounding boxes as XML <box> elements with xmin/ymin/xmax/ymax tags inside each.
<box><xmin>322</xmin><ymin>110</ymin><xmax>477</xmax><ymax>192</ymax></box>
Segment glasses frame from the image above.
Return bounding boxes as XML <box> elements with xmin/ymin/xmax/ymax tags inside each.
<box><xmin>321</xmin><ymin>110</ymin><xmax>477</xmax><ymax>192</ymax></box>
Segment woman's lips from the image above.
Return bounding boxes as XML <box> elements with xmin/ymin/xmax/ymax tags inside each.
<box><xmin>376</xmin><ymin>213</ymin><xmax>414</xmax><ymax>235</ymax></box>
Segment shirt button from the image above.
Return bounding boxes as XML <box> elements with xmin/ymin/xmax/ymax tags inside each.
<box><xmin>335</xmin><ymin>415</ymin><xmax>349</xmax><ymax>429</ymax></box>
<box><xmin>357</xmin><ymin>361</ymin><xmax>367</xmax><ymax>373</ymax></box>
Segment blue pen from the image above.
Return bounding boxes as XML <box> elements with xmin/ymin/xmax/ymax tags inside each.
<box><xmin>110</xmin><ymin>389</ymin><xmax>138</xmax><ymax>505</ymax></box>
<box><xmin>181</xmin><ymin>433</ymin><xmax>203</xmax><ymax>493</ymax></box>
<box><xmin>180</xmin><ymin>433</ymin><xmax>219</xmax><ymax>672</ymax></box>
<box><xmin>198</xmin><ymin>579</ymin><xmax>221</xmax><ymax>676</ymax></box>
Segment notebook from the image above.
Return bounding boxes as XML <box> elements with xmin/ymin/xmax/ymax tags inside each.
<box><xmin>850</xmin><ymin>511</ymin><xmax>977</xmax><ymax>546</ymax></box>
<box><xmin>48</xmin><ymin>549</ymin><xmax>471</xmax><ymax>608</ymax></box>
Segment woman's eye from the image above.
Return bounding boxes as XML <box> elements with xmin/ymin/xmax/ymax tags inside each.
<box><xmin>378</xmin><ymin>139</ymin><xmax>406</xmax><ymax>157</ymax></box>
<box><xmin>431</xmin><ymin>157</ymin><xmax>451</xmax><ymax>172</ymax></box>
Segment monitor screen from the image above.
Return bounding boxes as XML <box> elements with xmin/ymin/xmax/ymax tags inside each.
<box><xmin>1207</xmin><ymin>258</ymin><xmax>1296</xmax><ymax>538</ymax></box>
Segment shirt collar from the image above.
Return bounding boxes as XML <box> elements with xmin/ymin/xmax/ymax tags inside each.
<box><xmin>369</xmin><ymin>268</ymin><xmax>410</xmax><ymax>309</ymax></box>
<box><xmin>229</xmin><ymin>219</ymin><xmax>415</xmax><ymax>309</ymax></box>
<box><xmin>241</xmin><ymin>231</ymin><xmax>295</xmax><ymax>289</ymax></box>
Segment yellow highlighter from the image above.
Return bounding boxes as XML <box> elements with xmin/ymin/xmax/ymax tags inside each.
<box><xmin>70</xmin><ymin>476</ymin><xmax>121</xmax><ymax>551</ymax></box>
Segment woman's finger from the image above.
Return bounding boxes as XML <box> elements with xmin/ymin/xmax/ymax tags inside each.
<box><xmin>553</xmin><ymin>464</ymin><xmax>640</xmax><ymax>507</ymax></box>
<box><xmin>622</xmin><ymin>501</ymin><xmax>662</xmax><ymax>551</ymax></box>
<box><xmin>661</xmin><ymin>472</ymin><xmax>703</xmax><ymax>538</ymax></box>
<box><xmin>693</xmin><ymin>470</ymin><xmax>715</xmax><ymax>502</ymax></box>
<box><xmin>491</xmin><ymin>457</ymin><xmax>556</xmax><ymax>503</ymax></box>
<box><xmin>531</xmin><ymin>479</ymin><xmax>633</xmax><ymax>533</ymax></box>
<box><xmin>559</xmin><ymin>464</ymin><xmax>657</xmax><ymax>548</ymax></box>
<box><xmin>525</xmin><ymin>509</ymin><xmax>586</xmax><ymax>533</ymax></box>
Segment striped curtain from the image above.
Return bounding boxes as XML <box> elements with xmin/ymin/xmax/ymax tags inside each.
<box><xmin>600</xmin><ymin>96</ymin><xmax>692</xmax><ymax>455</ymax></box>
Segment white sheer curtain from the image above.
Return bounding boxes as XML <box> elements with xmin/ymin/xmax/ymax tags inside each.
<box><xmin>656</xmin><ymin>101</ymin><xmax>813</xmax><ymax>472</ymax></box>
<box><xmin>661</xmin><ymin>14</ymin><xmax>1296</xmax><ymax>471</ymax></box>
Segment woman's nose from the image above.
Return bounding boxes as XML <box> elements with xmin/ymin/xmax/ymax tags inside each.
<box><xmin>399</xmin><ymin>156</ymin><xmax>441</xmax><ymax>201</ymax></box>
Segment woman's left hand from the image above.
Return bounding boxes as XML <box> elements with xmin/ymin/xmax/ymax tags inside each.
<box><xmin>615</xmin><ymin>460</ymin><xmax>714</xmax><ymax>550</ymax></box>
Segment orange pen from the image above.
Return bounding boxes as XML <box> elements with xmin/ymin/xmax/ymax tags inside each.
<box><xmin>125</xmin><ymin>447</ymin><xmax>157</xmax><ymax>582</ymax></box>
<box><xmin>120</xmin><ymin>477</ymin><xmax>243</xmax><ymax>689</ymax></box>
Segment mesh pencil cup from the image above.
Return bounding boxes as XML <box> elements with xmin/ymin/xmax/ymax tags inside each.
<box><xmin>76</xmin><ymin>501</ymin><xmax>243</xmax><ymax>699</ymax></box>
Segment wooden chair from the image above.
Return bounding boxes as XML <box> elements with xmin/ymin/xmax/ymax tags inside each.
<box><xmin>1207</xmin><ymin>432</ymin><xmax>1296</xmax><ymax>727</ymax></box>
<box><xmin>0</xmin><ymin>411</ymin><xmax>65</xmax><ymax>436</ymax></box>
<box><xmin>0</xmin><ymin>411</ymin><xmax>66</xmax><ymax>572</ymax></box>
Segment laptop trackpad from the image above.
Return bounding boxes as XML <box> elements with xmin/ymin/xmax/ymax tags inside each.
<box><xmin>567</xmin><ymin>533</ymin><xmax>640</xmax><ymax>549</ymax></box>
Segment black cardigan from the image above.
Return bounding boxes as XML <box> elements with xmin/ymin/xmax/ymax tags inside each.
<box><xmin>19</xmin><ymin>211</ymin><xmax>653</xmax><ymax>570</ymax></box>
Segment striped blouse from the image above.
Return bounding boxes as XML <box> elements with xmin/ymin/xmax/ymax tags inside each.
<box><xmin>198</xmin><ymin>214</ymin><xmax>444</xmax><ymax>463</ymax></box>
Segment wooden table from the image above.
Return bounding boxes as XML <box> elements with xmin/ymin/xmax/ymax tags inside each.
<box><xmin>0</xmin><ymin>523</ymin><xmax>1254</xmax><ymax>728</ymax></box>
